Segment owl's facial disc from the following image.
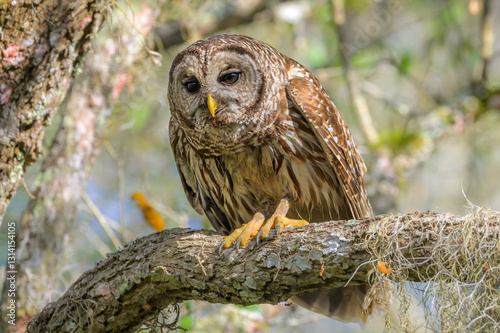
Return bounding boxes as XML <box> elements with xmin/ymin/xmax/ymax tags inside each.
<box><xmin>169</xmin><ymin>43</ymin><xmax>282</xmax><ymax>153</ymax></box>
<box><xmin>167</xmin><ymin>35</ymin><xmax>294</xmax><ymax>153</ymax></box>
<box><xmin>171</xmin><ymin>56</ymin><xmax>258</xmax><ymax>126</ymax></box>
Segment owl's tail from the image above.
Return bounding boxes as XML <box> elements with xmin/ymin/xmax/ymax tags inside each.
<box><xmin>291</xmin><ymin>284</ymin><xmax>391</xmax><ymax>326</ymax></box>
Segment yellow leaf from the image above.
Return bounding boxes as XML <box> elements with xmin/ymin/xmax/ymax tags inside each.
<box><xmin>377</xmin><ymin>261</ymin><xmax>393</xmax><ymax>274</ymax></box>
<box><xmin>131</xmin><ymin>192</ymin><xmax>165</xmax><ymax>232</ymax></box>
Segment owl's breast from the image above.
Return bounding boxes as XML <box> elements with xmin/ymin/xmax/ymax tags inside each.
<box><xmin>190</xmin><ymin>138</ymin><xmax>346</xmax><ymax>232</ymax></box>
<box><xmin>178</xmin><ymin>103</ymin><xmax>349</xmax><ymax>233</ymax></box>
<box><xmin>192</xmin><ymin>144</ymin><xmax>288</xmax><ymax>227</ymax></box>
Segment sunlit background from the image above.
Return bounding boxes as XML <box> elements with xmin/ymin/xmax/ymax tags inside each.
<box><xmin>2</xmin><ymin>0</ymin><xmax>500</xmax><ymax>332</ymax></box>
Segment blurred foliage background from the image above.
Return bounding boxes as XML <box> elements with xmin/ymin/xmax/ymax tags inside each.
<box><xmin>2</xmin><ymin>0</ymin><xmax>500</xmax><ymax>332</ymax></box>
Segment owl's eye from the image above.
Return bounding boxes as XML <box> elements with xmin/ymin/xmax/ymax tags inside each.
<box><xmin>220</xmin><ymin>72</ymin><xmax>240</xmax><ymax>85</ymax></box>
<box><xmin>184</xmin><ymin>80</ymin><xmax>200</xmax><ymax>94</ymax></box>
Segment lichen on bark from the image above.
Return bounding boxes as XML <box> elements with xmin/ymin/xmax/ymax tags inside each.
<box><xmin>0</xmin><ymin>0</ymin><xmax>113</xmax><ymax>221</ymax></box>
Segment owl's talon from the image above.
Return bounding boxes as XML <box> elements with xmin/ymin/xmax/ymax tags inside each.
<box><xmin>217</xmin><ymin>242</ymin><xmax>226</xmax><ymax>256</ymax></box>
<box><xmin>274</xmin><ymin>224</ymin><xmax>282</xmax><ymax>237</ymax></box>
<box><xmin>236</xmin><ymin>236</ymin><xmax>243</xmax><ymax>252</ymax></box>
<box><xmin>256</xmin><ymin>230</ymin><xmax>264</xmax><ymax>244</ymax></box>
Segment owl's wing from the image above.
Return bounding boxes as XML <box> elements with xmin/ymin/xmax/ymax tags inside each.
<box><xmin>285</xmin><ymin>62</ymin><xmax>372</xmax><ymax>219</ymax></box>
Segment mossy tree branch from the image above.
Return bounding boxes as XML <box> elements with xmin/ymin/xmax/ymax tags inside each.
<box><xmin>26</xmin><ymin>210</ymin><xmax>500</xmax><ymax>332</ymax></box>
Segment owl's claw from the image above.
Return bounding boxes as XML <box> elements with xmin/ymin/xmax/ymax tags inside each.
<box><xmin>218</xmin><ymin>241</ymin><xmax>226</xmax><ymax>256</ymax></box>
<box><xmin>235</xmin><ymin>236</ymin><xmax>243</xmax><ymax>252</ymax></box>
<box><xmin>274</xmin><ymin>224</ymin><xmax>282</xmax><ymax>237</ymax></box>
<box><xmin>256</xmin><ymin>230</ymin><xmax>264</xmax><ymax>245</ymax></box>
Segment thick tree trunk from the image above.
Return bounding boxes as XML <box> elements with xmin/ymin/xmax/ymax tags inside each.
<box><xmin>0</xmin><ymin>0</ymin><xmax>112</xmax><ymax>222</ymax></box>
<box><xmin>10</xmin><ymin>5</ymin><xmax>159</xmax><ymax>322</ymax></box>
<box><xmin>26</xmin><ymin>211</ymin><xmax>500</xmax><ymax>332</ymax></box>
<box><xmin>1</xmin><ymin>1</ymin><xmax>112</xmax><ymax>330</ymax></box>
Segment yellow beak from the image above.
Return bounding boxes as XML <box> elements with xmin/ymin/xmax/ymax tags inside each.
<box><xmin>207</xmin><ymin>94</ymin><xmax>219</xmax><ymax>117</ymax></box>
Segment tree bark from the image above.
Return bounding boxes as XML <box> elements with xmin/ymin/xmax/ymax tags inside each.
<box><xmin>26</xmin><ymin>211</ymin><xmax>500</xmax><ymax>333</ymax></box>
<box><xmin>0</xmin><ymin>0</ymin><xmax>112</xmax><ymax>222</ymax></box>
<box><xmin>9</xmin><ymin>5</ymin><xmax>159</xmax><ymax>323</ymax></box>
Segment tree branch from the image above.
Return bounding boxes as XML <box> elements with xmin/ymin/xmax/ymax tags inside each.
<box><xmin>27</xmin><ymin>210</ymin><xmax>500</xmax><ymax>332</ymax></box>
<box><xmin>155</xmin><ymin>0</ymin><xmax>280</xmax><ymax>48</ymax></box>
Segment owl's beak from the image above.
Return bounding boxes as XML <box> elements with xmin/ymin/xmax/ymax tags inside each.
<box><xmin>207</xmin><ymin>94</ymin><xmax>219</xmax><ymax>117</ymax></box>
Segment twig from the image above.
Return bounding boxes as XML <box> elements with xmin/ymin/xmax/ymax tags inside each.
<box><xmin>81</xmin><ymin>192</ymin><xmax>122</xmax><ymax>250</ymax></box>
<box><xmin>329</xmin><ymin>0</ymin><xmax>380</xmax><ymax>146</ymax></box>
<box><xmin>479</xmin><ymin>0</ymin><xmax>493</xmax><ymax>84</ymax></box>
<box><xmin>103</xmin><ymin>139</ymin><xmax>128</xmax><ymax>242</ymax></box>
<box><xmin>21</xmin><ymin>178</ymin><xmax>36</xmax><ymax>200</ymax></box>
<box><xmin>83</xmin><ymin>218</ymin><xmax>113</xmax><ymax>258</ymax></box>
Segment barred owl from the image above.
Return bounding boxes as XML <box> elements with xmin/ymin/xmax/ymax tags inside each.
<box><xmin>168</xmin><ymin>34</ymin><xmax>374</xmax><ymax>324</ymax></box>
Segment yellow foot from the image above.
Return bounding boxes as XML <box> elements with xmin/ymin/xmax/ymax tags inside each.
<box><xmin>220</xmin><ymin>213</ymin><xmax>308</xmax><ymax>252</ymax></box>
<box><xmin>257</xmin><ymin>214</ymin><xmax>308</xmax><ymax>240</ymax></box>
<box><xmin>222</xmin><ymin>213</ymin><xmax>265</xmax><ymax>249</ymax></box>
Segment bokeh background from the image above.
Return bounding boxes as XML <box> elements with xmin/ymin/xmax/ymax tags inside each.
<box><xmin>2</xmin><ymin>0</ymin><xmax>500</xmax><ymax>332</ymax></box>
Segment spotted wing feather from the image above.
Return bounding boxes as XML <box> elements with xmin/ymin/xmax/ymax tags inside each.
<box><xmin>285</xmin><ymin>61</ymin><xmax>372</xmax><ymax>220</ymax></box>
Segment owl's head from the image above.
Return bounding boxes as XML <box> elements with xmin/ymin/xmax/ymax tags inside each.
<box><xmin>168</xmin><ymin>34</ymin><xmax>287</xmax><ymax>153</ymax></box>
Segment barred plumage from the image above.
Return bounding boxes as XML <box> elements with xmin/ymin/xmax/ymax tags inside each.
<box><xmin>169</xmin><ymin>34</ymin><xmax>375</xmax><ymax>324</ymax></box>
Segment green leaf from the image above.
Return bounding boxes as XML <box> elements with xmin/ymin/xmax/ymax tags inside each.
<box><xmin>351</xmin><ymin>50</ymin><xmax>379</xmax><ymax>69</ymax></box>
<box><xmin>398</xmin><ymin>54</ymin><xmax>412</xmax><ymax>75</ymax></box>
<box><xmin>377</xmin><ymin>128</ymin><xmax>425</xmax><ymax>155</ymax></box>
<box><xmin>306</xmin><ymin>40</ymin><xmax>329</xmax><ymax>68</ymax></box>
<box><xmin>312</xmin><ymin>4</ymin><xmax>331</xmax><ymax>24</ymax></box>
<box><xmin>236</xmin><ymin>304</ymin><xmax>263</xmax><ymax>312</ymax></box>
<box><xmin>179</xmin><ymin>315</ymin><xmax>193</xmax><ymax>330</ymax></box>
